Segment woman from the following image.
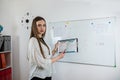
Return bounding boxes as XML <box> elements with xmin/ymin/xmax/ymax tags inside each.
<box><xmin>27</xmin><ymin>16</ymin><xmax>65</xmax><ymax>80</ymax></box>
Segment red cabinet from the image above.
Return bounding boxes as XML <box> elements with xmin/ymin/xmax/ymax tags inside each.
<box><xmin>0</xmin><ymin>36</ymin><xmax>12</xmax><ymax>80</ymax></box>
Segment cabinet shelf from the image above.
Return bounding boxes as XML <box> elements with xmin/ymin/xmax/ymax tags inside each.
<box><xmin>0</xmin><ymin>51</ymin><xmax>11</xmax><ymax>53</ymax></box>
<box><xmin>0</xmin><ymin>35</ymin><xmax>12</xmax><ymax>80</ymax></box>
<box><xmin>0</xmin><ymin>66</ymin><xmax>11</xmax><ymax>71</ymax></box>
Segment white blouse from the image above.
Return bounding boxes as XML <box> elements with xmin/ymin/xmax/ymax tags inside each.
<box><xmin>27</xmin><ymin>37</ymin><xmax>53</xmax><ymax>79</ymax></box>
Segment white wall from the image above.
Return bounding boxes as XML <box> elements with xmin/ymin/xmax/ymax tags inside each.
<box><xmin>0</xmin><ymin>0</ymin><xmax>120</xmax><ymax>80</ymax></box>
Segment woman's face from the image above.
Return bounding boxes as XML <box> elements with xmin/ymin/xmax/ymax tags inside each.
<box><xmin>36</xmin><ymin>20</ymin><xmax>46</xmax><ymax>36</ymax></box>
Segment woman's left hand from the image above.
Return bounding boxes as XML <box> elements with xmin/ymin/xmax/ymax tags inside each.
<box><xmin>54</xmin><ymin>42</ymin><xmax>59</xmax><ymax>51</ymax></box>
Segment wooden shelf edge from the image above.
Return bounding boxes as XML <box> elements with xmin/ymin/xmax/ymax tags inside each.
<box><xmin>0</xmin><ymin>66</ymin><xmax>12</xmax><ymax>71</ymax></box>
<box><xmin>0</xmin><ymin>51</ymin><xmax>11</xmax><ymax>53</ymax></box>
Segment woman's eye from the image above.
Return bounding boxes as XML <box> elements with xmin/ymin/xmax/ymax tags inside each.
<box><xmin>37</xmin><ymin>24</ymin><xmax>42</xmax><ymax>27</ymax></box>
<box><xmin>43</xmin><ymin>24</ymin><xmax>46</xmax><ymax>27</ymax></box>
<box><xmin>37</xmin><ymin>24</ymin><xmax>46</xmax><ymax>27</ymax></box>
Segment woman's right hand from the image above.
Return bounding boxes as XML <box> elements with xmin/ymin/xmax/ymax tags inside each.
<box><xmin>58</xmin><ymin>52</ymin><xmax>65</xmax><ymax>59</ymax></box>
<box><xmin>51</xmin><ymin>50</ymin><xmax>65</xmax><ymax>63</ymax></box>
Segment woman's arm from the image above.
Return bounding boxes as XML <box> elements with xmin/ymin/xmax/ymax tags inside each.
<box><xmin>52</xmin><ymin>42</ymin><xmax>58</xmax><ymax>55</ymax></box>
<box><xmin>28</xmin><ymin>38</ymin><xmax>52</xmax><ymax>69</ymax></box>
<box><xmin>52</xmin><ymin>48</ymin><xmax>57</xmax><ymax>55</ymax></box>
<box><xmin>52</xmin><ymin>42</ymin><xmax>65</xmax><ymax>63</ymax></box>
<box><xmin>28</xmin><ymin>38</ymin><xmax>65</xmax><ymax>68</ymax></box>
<box><xmin>51</xmin><ymin>52</ymin><xmax>65</xmax><ymax>63</ymax></box>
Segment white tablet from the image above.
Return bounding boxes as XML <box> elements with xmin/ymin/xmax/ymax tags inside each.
<box><xmin>58</xmin><ymin>38</ymin><xmax>78</xmax><ymax>53</ymax></box>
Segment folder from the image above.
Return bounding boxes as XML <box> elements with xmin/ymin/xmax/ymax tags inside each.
<box><xmin>0</xmin><ymin>53</ymin><xmax>6</xmax><ymax>68</ymax></box>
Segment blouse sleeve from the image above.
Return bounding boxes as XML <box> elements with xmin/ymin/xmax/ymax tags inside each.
<box><xmin>28</xmin><ymin>37</ymin><xmax>52</xmax><ymax>69</ymax></box>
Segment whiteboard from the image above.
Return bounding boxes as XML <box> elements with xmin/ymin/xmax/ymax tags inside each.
<box><xmin>48</xmin><ymin>17</ymin><xmax>116</xmax><ymax>67</ymax></box>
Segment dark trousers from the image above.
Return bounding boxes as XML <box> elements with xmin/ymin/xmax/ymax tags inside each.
<box><xmin>31</xmin><ymin>77</ymin><xmax>51</xmax><ymax>80</ymax></box>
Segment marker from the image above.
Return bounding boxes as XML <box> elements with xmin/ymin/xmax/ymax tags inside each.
<box><xmin>63</xmin><ymin>49</ymin><xmax>66</xmax><ymax>54</ymax></box>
